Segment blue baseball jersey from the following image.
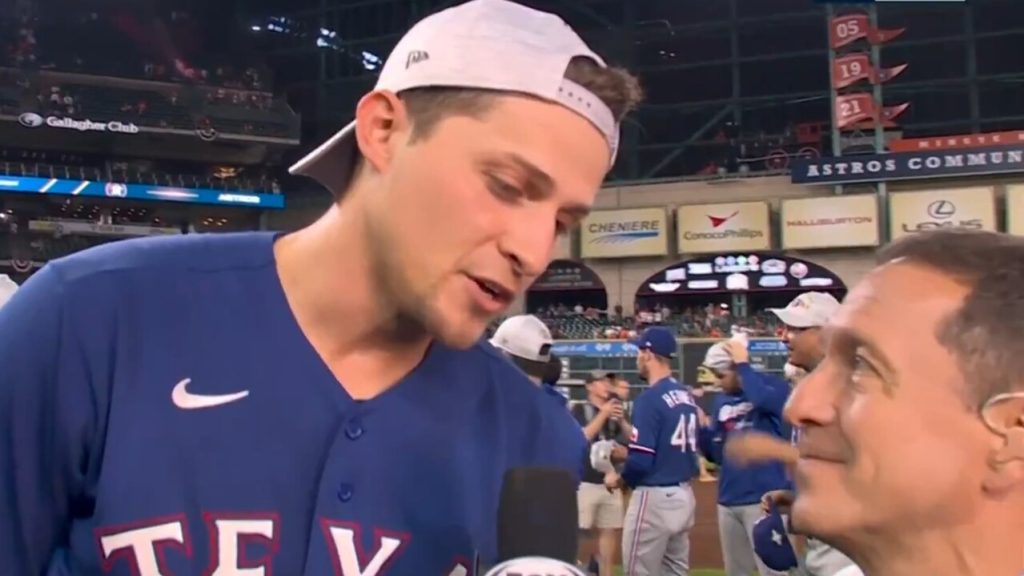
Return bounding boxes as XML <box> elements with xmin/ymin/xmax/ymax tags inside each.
<box><xmin>698</xmin><ymin>363</ymin><xmax>792</xmax><ymax>506</ymax></box>
<box><xmin>0</xmin><ymin>232</ymin><xmax>587</xmax><ymax>575</ymax></box>
<box><xmin>620</xmin><ymin>377</ymin><xmax>700</xmax><ymax>488</ymax></box>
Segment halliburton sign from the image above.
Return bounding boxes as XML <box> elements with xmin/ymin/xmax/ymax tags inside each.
<box><xmin>781</xmin><ymin>195</ymin><xmax>880</xmax><ymax>250</ymax></box>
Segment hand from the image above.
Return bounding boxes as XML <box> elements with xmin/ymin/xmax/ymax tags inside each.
<box><xmin>696</xmin><ymin>407</ymin><xmax>711</xmax><ymax>429</ymax></box>
<box><xmin>723</xmin><ymin>339</ymin><xmax>750</xmax><ymax>364</ymax></box>
<box><xmin>601</xmin><ymin>399</ymin><xmax>624</xmax><ymax>421</ymax></box>
<box><xmin>724</xmin><ymin>431</ymin><xmax>798</xmax><ymax>466</ymax></box>
<box><xmin>610</xmin><ymin>443</ymin><xmax>628</xmax><ymax>464</ymax></box>
<box><xmin>603</xmin><ymin>471</ymin><xmax>623</xmax><ymax>493</ymax></box>
<box><xmin>761</xmin><ymin>489</ymin><xmax>795</xmax><ymax>514</ymax></box>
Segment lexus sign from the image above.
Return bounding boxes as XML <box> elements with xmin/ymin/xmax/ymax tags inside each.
<box><xmin>888</xmin><ymin>187</ymin><xmax>997</xmax><ymax>240</ymax></box>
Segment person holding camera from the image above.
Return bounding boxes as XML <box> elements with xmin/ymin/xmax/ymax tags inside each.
<box><xmin>572</xmin><ymin>370</ymin><xmax>632</xmax><ymax>576</ymax></box>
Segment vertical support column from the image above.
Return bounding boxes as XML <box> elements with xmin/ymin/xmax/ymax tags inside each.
<box><xmin>868</xmin><ymin>5</ymin><xmax>888</xmax><ymax>240</ymax></box>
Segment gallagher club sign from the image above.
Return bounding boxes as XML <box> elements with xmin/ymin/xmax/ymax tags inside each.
<box><xmin>790</xmin><ymin>145</ymin><xmax>1024</xmax><ymax>185</ymax></box>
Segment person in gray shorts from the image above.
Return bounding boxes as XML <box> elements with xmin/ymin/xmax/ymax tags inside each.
<box><xmin>571</xmin><ymin>370</ymin><xmax>629</xmax><ymax>576</ymax></box>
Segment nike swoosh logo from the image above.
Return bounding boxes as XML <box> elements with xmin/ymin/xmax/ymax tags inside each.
<box><xmin>171</xmin><ymin>378</ymin><xmax>249</xmax><ymax>410</ymax></box>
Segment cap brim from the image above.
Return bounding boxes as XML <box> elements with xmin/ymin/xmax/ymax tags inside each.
<box><xmin>289</xmin><ymin>120</ymin><xmax>358</xmax><ymax>195</ymax></box>
<box><xmin>769</xmin><ymin>308</ymin><xmax>817</xmax><ymax>329</ymax></box>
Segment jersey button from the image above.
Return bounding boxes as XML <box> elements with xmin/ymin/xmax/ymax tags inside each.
<box><xmin>345</xmin><ymin>418</ymin><xmax>364</xmax><ymax>440</ymax></box>
<box><xmin>337</xmin><ymin>482</ymin><xmax>354</xmax><ymax>502</ymax></box>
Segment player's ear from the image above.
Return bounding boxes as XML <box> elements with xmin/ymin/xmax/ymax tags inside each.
<box><xmin>353</xmin><ymin>90</ymin><xmax>411</xmax><ymax>177</ymax></box>
<box><xmin>981</xmin><ymin>393</ymin><xmax>1024</xmax><ymax>495</ymax></box>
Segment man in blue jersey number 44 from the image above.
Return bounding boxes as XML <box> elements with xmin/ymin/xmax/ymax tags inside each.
<box><xmin>0</xmin><ymin>1</ymin><xmax>643</xmax><ymax>575</ymax></box>
<box><xmin>611</xmin><ymin>327</ymin><xmax>701</xmax><ymax>576</ymax></box>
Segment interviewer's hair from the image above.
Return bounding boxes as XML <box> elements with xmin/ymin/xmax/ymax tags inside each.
<box><xmin>400</xmin><ymin>56</ymin><xmax>644</xmax><ymax>141</ymax></box>
<box><xmin>876</xmin><ymin>229</ymin><xmax>1024</xmax><ymax>406</ymax></box>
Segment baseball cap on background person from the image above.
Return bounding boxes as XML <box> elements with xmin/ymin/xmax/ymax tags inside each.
<box><xmin>490</xmin><ymin>314</ymin><xmax>553</xmax><ymax>381</ymax></box>
<box><xmin>702</xmin><ymin>341</ymin><xmax>733</xmax><ymax>373</ymax></box>
<box><xmin>288</xmin><ymin>0</ymin><xmax>621</xmax><ymax>196</ymax></box>
<box><xmin>752</xmin><ymin>503</ymin><xmax>800</xmax><ymax>572</ymax></box>
<box><xmin>0</xmin><ymin>275</ymin><xmax>19</xmax><ymax>310</ymax></box>
<box><xmin>768</xmin><ymin>291</ymin><xmax>841</xmax><ymax>329</ymax></box>
<box><xmin>628</xmin><ymin>326</ymin><xmax>677</xmax><ymax>359</ymax></box>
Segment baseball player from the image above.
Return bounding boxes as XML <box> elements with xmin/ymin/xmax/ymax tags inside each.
<box><xmin>0</xmin><ymin>2</ymin><xmax>642</xmax><ymax>574</ymax></box>
<box><xmin>490</xmin><ymin>314</ymin><xmax>571</xmax><ymax>408</ymax></box>
<box><xmin>698</xmin><ymin>334</ymin><xmax>792</xmax><ymax>576</ymax></box>
<box><xmin>615</xmin><ymin>327</ymin><xmax>701</xmax><ymax>576</ymax></box>
<box><xmin>542</xmin><ymin>353</ymin><xmax>570</xmax><ymax>408</ymax></box>
<box><xmin>730</xmin><ymin>292</ymin><xmax>859</xmax><ymax>576</ymax></box>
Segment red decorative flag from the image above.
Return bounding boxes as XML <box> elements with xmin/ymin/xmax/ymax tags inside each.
<box><xmin>848</xmin><ymin>102</ymin><xmax>911</xmax><ymax>130</ymax></box>
<box><xmin>833</xmin><ymin>53</ymin><xmax>872</xmax><ymax>89</ymax></box>
<box><xmin>835</xmin><ymin>93</ymin><xmax>877</xmax><ymax>129</ymax></box>
<box><xmin>830</xmin><ymin>14</ymin><xmax>869</xmax><ymax>49</ymax></box>
<box><xmin>833</xmin><ymin>54</ymin><xmax>907</xmax><ymax>89</ymax></box>
<box><xmin>875</xmin><ymin>63</ymin><xmax>908</xmax><ymax>83</ymax></box>
<box><xmin>829</xmin><ymin>13</ymin><xmax>906</xmax><ymax>49</ymax></box>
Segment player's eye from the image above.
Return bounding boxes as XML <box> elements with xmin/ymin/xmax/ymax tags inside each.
<box><xmin>485</xmin><ymin>173</ymin><xmax>523</xmax><ymax>203</ymax></box>
<box><xmin>848</xmin><ymin>352</ymin><xmax>875</xmax><ymax>390</ymax></box>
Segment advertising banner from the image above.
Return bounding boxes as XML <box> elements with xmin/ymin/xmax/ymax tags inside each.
<box><xmin>889</xmin><ymin>187</ymin><xmax>997</xmax><ymax>240</ymax></box>
<box><xmin>580</xmin><ymin>207</ymin><xmax>668</xmax><ymax>259</ymax></box>
<box><xmin>888</xmin><ymin>130</ymin><xmax>1024</xmax><ymax>152</ymax></box>
<box><xmin>781</xmin><ymin>195</ymin><xmax>880</xmax><ymax>249</ymax></box>
<box><xmin>28</xmin><ymin>219</ymin><xmax>181</xmax><ymax>237</ymax></box>
<box><xmin>17</xmin><ymin>112</ymin><xmax>140</xmax><ymax>134</ymax></box>
<box><xmin>0</xmin><ymin>175</ymin><xmax>285</xmax><ymax>209</ymax></box>
<box><xmin>676</xmin><ymin>201</ymin><xmax>770</xmax><ymax>254</ymax></box>
<box><xmin>791</xmin><ymin>145</ymin><xmax>1024</xmax><ymax>185</ymax></box>
<box><xmin>1007</xmin><ymin>185</ymin><xmax>1024</xmax><ymax>236</ymax></box>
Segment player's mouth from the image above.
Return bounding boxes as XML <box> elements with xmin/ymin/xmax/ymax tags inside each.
<box><xmin>465</xmin><ymin>274</ymin><xmax>514</xmax><ymax>313</ymax></box>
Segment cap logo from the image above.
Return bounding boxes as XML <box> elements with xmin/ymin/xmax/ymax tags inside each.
<box><xmin>405</xmin><ymin>50</ymin><xmax>430</xmax><ymax>69</ymax></box>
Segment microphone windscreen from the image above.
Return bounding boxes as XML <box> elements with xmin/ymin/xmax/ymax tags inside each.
<box><xmin>496</xmin><ymin>467</ymin><xmax>578</xmax><ymax>563</ymax></box>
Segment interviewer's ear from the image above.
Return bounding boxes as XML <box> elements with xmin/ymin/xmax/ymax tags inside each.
<box><xmin>981</xmin><ymin>394</ymin><xmax>1024</xmax><ymax>494</ymax></box>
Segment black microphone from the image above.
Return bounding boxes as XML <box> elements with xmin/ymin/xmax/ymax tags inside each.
<box><xmin>495</xmin><ymin>467</ymin><xmax>578</xmax><ymax>565</ymax></box>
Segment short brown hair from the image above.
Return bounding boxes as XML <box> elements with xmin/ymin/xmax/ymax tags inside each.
<box><xmin>876</xmin><ymin>229</ymin><xmax>1024</xmax><ymax>406</ymax></box>
<box><xmin>400</xmin><ymin>56</ymin><xmax>644</xmax><ymax>142</ymax></box>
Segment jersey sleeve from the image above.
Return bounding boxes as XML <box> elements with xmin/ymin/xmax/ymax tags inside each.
<box><xmin>736</xmin><ymin>363</ymin><xmax>790</xmax><ymax>418</ymax></box>
<box><xmin>0</xmin><ymin>264</ymin><xmax>97</xmax><ymax>574</ymax></box>
<box><xmin>626</xmin><ymin>393</ymin><xmax>658</xmax><ymax>455</ymax></box>
<box><xmin>698</xmin><ymin>397</ymin><xmax>724</xmax><ymax>464</ymax></box>
<box><xmin>620</xmin><ymin>394</ymin><xmax>658</xmax><ymax>487</ymax></box>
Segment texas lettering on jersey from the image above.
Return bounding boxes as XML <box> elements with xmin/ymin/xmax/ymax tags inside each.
<box><xmin>96</xmin><ymin>515</ymin><xmax>474</xmax><ymax>576</ymax></box>
<box><xmin>717</xmin><ymin>401</ymin><xmax>754</xmax><ymax>432</ymax></box>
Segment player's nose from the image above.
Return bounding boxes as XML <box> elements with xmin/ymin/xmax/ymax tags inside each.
<box><xmin>497</xmin><ymin>210</ymin><xmax>556</xmax><ymax>280</ymax></box>
<box><xmin>784</xmin><ymin>363</ymin><xmax>839</xmax><ymax>429</ymax></box>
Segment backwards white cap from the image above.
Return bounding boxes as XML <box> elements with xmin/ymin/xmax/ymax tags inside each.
<box><xmin>289</xmin><ymin>0</ymin><xmax>621</xmax><ymax>194</ymax></box>
<box><xmin>0</xmin><ymin>274</ymin><xmax>18</xmax><ymax>310</ymax></box>
<box><xmin>768</xmin><ymin>291</ymin><xmax>841</xmax><ymax>329</ymax></box>
<box><xmin>490</xmin><ymin>314</ymin><xmax>553</xmax><ymax>363</ymax></box>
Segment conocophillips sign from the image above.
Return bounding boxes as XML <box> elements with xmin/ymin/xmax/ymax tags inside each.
<box><xmin>791</xmin><ymin>145</ymin><xmax>1024</xmax><ymax>185</ymax></box>
<box><xmin>889</xmin><ymin>187</ymin><xmax>997</xmax><ymax>240</ymax></box>
<box><xmin>781</xmin><ymin>195</ymin><xmax>879</xmax><ymax>249</ymax></box>
<box><xmin>18</xmin><ymin>112</ymin><xmax>140</xmax><ymax>134</ymax></box>
<box><xmin>676</xmin><ymin>201</ymin><xmax>770</xmax><ymax>253</ymax></box>
<box><xmin>580</xmin><ymin>207</ymin><xmax>668</xmax><ymax>259</ymax></box>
